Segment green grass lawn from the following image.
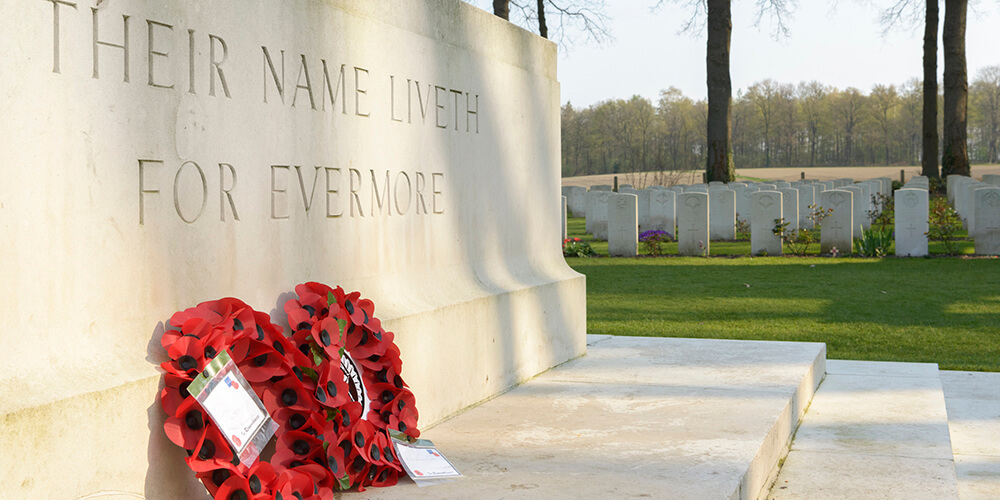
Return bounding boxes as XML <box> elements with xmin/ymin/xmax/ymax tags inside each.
<box><xmin>566</xmin><ymin>218</ymin><xmax>1000</xmax><ymax>371</ymax></box>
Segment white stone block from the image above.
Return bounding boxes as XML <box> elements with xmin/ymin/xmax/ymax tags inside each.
<box><xmin>649</xmin><ymin>189</ymin><xmax>676</xmax><ymax>236</ymax></box>
<box><xmin>585</xmin><ymin>190</ymin><xmax>596</xmax><ymax>234</ymax></box>
<box><xmin>948</xmin><ymin>175</ymin><xmax>969</xmax><ymax>206</ymax></box>
<box><xmin>734</xmin><ymin>185</ymin><xmax>752</xmax><ymax>225</ymax></box>
<box><xmin>821</xmin><ymin>190</ymin><xmax>854</xmax><ymax>255</ymax></box>
<box><xmin>983</xmin><ymin>174</ymin><xmax>1000</xmax><ymax>186</ymax></box>
<box><xmin>855</xmin><ymin>182</ymin><xmax>872</xmax><ymax>226</ymax></box>
<box><xmin>894</xmin><ymin>189</ymin><xmax>929</xmax><ymax>257</ymax></box>
<box><xmin>751</xmin><ymin>191</ymin><xmax>783</xmax><ymax>256</ymax></box>
<box><xmin>0</xmin><ymin>1</ymin><xmax>585</xmax><ymax>497</ymax></box>
<box><xmin>965</xmin><ymin>182</ymin><xmax>987</xmax><ymax>233</ymax></box>
<box><xmin>678</xmin><ymin>193</ymin><xmax>709</xmax><ymax>256</ymax></box>
<box><xmin>608</xmin><ymin>194</ymin><xmax>638</xmax><ymax>257</ymax></box>
<box><xmin>709</xmin><ymin>188</ymin><xmax>736</xmax><ymax>241</ymax></box>
<box><xmin>974</xmin><ymin>187</ymin><xmax>1000</xmax><ymax>255</ymax></box>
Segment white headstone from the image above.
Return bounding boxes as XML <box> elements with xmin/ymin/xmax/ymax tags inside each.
<box><xmin>685</xmin><ymin>185</ymin><xmax>708</xmax><ymax>193</ymax></box>
<box><xmin>820</xmin><ymin>190</ymin><xmax>854</xmax><ymax>255</ymax></box>
<box><xmin>774</xmin><ymin>181</ymin><xmax>791</xmax><ymax>189</ymax></box>
<box><xmin>585</xmin><ymin>190</ymin><xmax>597</xmax><ymax>234</ymax></box>
<box><xmin>842</xmin><ymin>186</ymin><xmax>867</xmax><ymax>234</ymax></box>
<box><xmin>649</xmin><ymin>189</ymin><xmax>676</xmax><ymax>236</ymax></box>
<box><xmin>592</xmin><ymin>191</ymin><xmax>612</xmax><ymax>240</ymax></box>
<box><xmin>964</xmin><ymin>181</ymin><xmax>987</xmax><ymax>232</ymax></box>
<box><xmin>751</xmin><ymin>191</ymin><xmax>783</xmax><ymax>256</ymax></box>
<box><xmin>620</xmin><ymin>187</ymin><xmax>639</xmax><ymax>196</ymax></box>
<box><xmin>974</xmin><ymin>187</ymin><xmax>1000</xmax><ymax>255</ymax></box>
<box><xmin>637</xmin><ymin>189</ymin><xmax>653</xmax><ymax>231</ymax></box>
<box><xmin>562</xmin><ymin>195</ymin><xmax>568</xmax><ymax>241</ymax></box>
<box><xmin>678</xmin><ymin>193</ymin><xmax>709</xmax><ymax>256</ymax></box>
<box><xmin>608</xmin><ymin>194</ymin><xmax>638</xmax><ymax>257</ymax></box>
<box><xmin>776</xmin><ymin>188</ymin><xmax>799</xmax><ymax>232</ymax></box>
<box><xmin>855</xmin><ymin>182</ymin><xmax>872</xmax><ymax>227</ymax></box>
<box><xmin>567</xmin><ymin>186</ymin><xmax>587</xmax><ymax>217</ymax></box>
<box><xmin>983</xmin><ymin>174</ymin><xmax>1000</xmax><ymax>186</ymax></box>
<box><xmin>948</xmin><ymin>175</ymin><xmax>968</xmax><ymax>205</ymax></box>
<box><xmin>620</xmin><ymin>184</ymin><xmax>634</xmax><ymax>189</ymax></box>
<box><xmin>794</xmin><ymin>184</ymin><xmax>816</xmax><ymax>230</ymax></box>
<box><xmin>592</xmin><ymin>184</ymin><xmax>613</xmax><ymax>191</ymax></box>
<box><xmin>734</xmin><ymin>185</ymin><xmax>752</xmax><ymax>225</ymax></box>
<box><xmin>709</xmin><ymin>188</ymin><xmax>736</xmax><ymax>240</ymax></box>
<box><xmin>894</xmin><ymin>189</ymin><xmax>929</xmax><ymax>257</ymax></box>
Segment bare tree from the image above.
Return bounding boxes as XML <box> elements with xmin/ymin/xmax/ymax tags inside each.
<box><xmin>661</xmin><ymin>0</ymin><xmax>795</xmax><ymax>182</ymax></box>
<box><xmin>870</xmin><ymin>84</ymin><xmax>899</xmax><ymax>166</ymax></box>
<box><xmin>496</xmin><ymin>0</ymin><xmax>612</xmax><ymax>45</ymax></box>
<box><xmin>942</xmin><ymin>0</ymin><xmax>969</xmax><ymax>177</ymax></box>
<box><xmin>876</xmin><ymin>0</ymin><xmax>940</xmax><ymax>178</ymax></box>
<box><xmin>971</xmin><ymin>66</ymin><xmax>1000</xmax><ymax>163</ymax></box>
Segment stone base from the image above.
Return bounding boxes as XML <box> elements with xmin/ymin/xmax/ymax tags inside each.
<box><xmin>0</xmin><ymin>273</ymin><xmax>585</xmax><ymax>499</ymax></box>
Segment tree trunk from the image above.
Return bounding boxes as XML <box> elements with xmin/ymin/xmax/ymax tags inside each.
<box><xmin>705</xmin><ymin>0</ymin><xmax>735</xmax><ymax>182</ymax></box>
<box><xmin>493</xmin><ymin>0</ymin><xmax>509</xmax><ymax>20</ymax></box>
<box><xmin>537</xmin><ymin>0</ymin><xmax>548</xmax><ymax>38</ymax></box>
<box><xmin>942</xmin><ymin>0</ymin><xmax>969</xmax><ymax>177</ymax></box>
<box><xmin>922</xmin><ymin>0</ymin><xmax>940</xmax><ymax>178</ymax></box>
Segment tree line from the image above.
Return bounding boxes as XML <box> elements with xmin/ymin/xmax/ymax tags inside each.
<box><xmin>560</xmin><ymin>69</ymin><xmax>1000</xmax><ymax>178</ymax></box>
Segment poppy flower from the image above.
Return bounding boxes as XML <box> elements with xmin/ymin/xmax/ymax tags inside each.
<box><xmin>245</xmin><ymin>461</ymin><xmax>278</xmax><ymax>499</ymax></box>
<box><xmin>160</xmin><ymin>372</ymin><xmax>194</xmax><ymax>416</ymax></box>
<box><xmin>370</xmin><ymin>465</ymin><xmax>399</xmax><ymax>488</ymax></box>
<box><xmin>262</xmin><ymin>376</ymin><xmax>318</xmax><ymax>414</ymax></box>
<box><xmin>315</xmin><ymin>360</ymin><xmax>350</xmax><ymax>409</ymax></box>
<box><xmin>389</xmin><ymin>405</ymin><xmax>419</xmax><ymax>439</ymax></box>
<box><xmin>273</xmin><ymin>469</ymin><xmax>319</xmax><ymax>500</ymax></box>
<box><xmin>273</xmin><ymin>430</ymin><xmax>324</xmax><ymax>468</ymax></box>
<box><xmin>311</xmin><ymin>317</ymin><xmax>346</xmax><ymax>359</ymax></box>
<box><xmin>236</xmin><ymin>342</ymin><xmax>290</xmax><ymax>383</ymax></box>
<box><xmin>185</xmin><ymin>426</ymin><xmax>235</xmax><ymax>472</ymax></box>
<box><xmin>346</xmin><ymin>296</ymin><xmax>375</xmax><ymax>328</ymax></box>
<box><xmin>164</xmin><ymin>396</ymin><xmax>210</xmax><ymax>449</ymax></box>
<box><xmin>214</xmin><ymin>474</ymin><xmax>253</xmax><ymax>500</ymax></box>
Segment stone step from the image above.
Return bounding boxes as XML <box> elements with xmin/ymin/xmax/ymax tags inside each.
<box><xmin>769</xmin><ymin>360</ymin><xmax>960</xmax><ymax>499</ymax></box>
<box><xmin>365</xmin><ymin>335</ymin><xmax>826</xmax><ymax>500</ymax></box>
<box><xmin>941</xmin><ymin>370</ymin><xmax>1000</xmax><ymax>499</ymax></box>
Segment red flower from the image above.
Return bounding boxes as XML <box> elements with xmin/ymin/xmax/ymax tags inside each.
<box><xmin>163</xmin><ymin>396</ymin><xmax>209</xmax><ymax>449</ymax></box>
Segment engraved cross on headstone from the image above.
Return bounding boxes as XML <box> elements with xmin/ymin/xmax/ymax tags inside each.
<box><xmin>829</xmin><ymin>221</ymin><xmax>844</xmax><ymax>240</ymax></box>
<box><xmin>906</xmin><ymin>224</ymin><xmax>919</xmax><ymax>239</ymax></box>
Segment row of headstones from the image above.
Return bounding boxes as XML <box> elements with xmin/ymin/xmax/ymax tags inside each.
<box><xmin>562</xmin><ymin>177</ymin><xmax>891</xmax><ymax>243</ymax></box>
<box><xmin>561</xmin><ymin>174</ymin><xmax>1000</xmax><ymax>256</ymax></box>
<box><xmin>947</xmin><ymin>174</ymin><xmax>1000</xmax><ymax>255</ymax></box>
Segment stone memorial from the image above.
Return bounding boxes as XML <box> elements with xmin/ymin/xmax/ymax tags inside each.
<box><xmin>975</xmin><ymin>187</ymin><xmax>1000</xmax><ymax>255</ymax></box>
<box><xmin>592</xmin><ymin>184</ymin><xmax>613</xmax><ymax>191</ymax></box>
<box><xmin>894</xmin><ymin>189</ymin><xmax>929</xmax><ymax>257</ymax></box>
<box><xmin>855</xmin><ymin>182</ymin><xmax>872</xmax><ymax>224</ymax></box>
<box><xmin>678</xmin><ymin>192</ymin><xmax>709</xmax><ymax>255</ymax></box>
<box><xmin>709</xmin><ymin>188</ymin><xmax>736</xmax><ymax>240</ymax></box>
<box><xmin>964</xmin><ymin>181</ymin><xmax>987</xmax><ymax>232</ymax></box>
<box><xmin>948</xmin><ymin>175</ymin><xmax>968</xmax><ymax>205</ymax></box>
<box><xmin>685</xmin><ymin>185</ymin><xmax>708</xmax><ymax>193</ymax></box>
<box><xmin>984</xmin><ymin>174</ymin><xmax>1000</xmax><ymax>186</ymax></box>
<box><xmin>734</xmin><ymin>185</ymin><xmax>752</xmax><ymax>224</ymax></box>
<box><xmin>608</xmin><ymin>193</ymin><xmax>638</xmax><ymax>257</ymax></box>
<box><xmin>649</xmin><ymin>188</ymin><xmax>676</xmax><ymax>235</ymax></box>
<box><xmin>776</xmin><ymin>188</ymin><xmax>799</xmax><ymax>232</ymax></box>
<box><xmin>820</xmin><ymin>190</ymin><xmax>854</xmax><ymax>254</ymax></box>
<box><xmin>0</xmin><ymin>1</ymin><xmax>585</xmax><ymax>496</ymax></box>
<box><xmin>585</xmin><ymin>190</ymin><xmax>596</xmax><ymax>234</ymax></box>
<box><xmin>751</xmin><ymin>191</ymin><xmax>783</xmax><ymax>256</ymax></box>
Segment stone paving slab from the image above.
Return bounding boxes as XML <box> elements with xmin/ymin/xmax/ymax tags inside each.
<box><xmin>941</xmin><ymin>371</ymin><xmax>1000</xmax><ymax>499</ymax></box>
<box><xmin>364</xmin><ymin>335</ymin><xmax>825</xmax><ymax>500</ymax></box>
<box><xmin>770</xmin><ymin>360</ymin><xmax>960</xmax><ymax>499</ymax></box>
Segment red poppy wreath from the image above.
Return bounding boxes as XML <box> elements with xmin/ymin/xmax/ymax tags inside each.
<box><xmin>159</xmin><ymin>283</ymin><xmax>420</xmax><ymax>499</ymax></box>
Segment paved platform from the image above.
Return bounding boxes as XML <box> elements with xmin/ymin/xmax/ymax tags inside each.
<box><xmin>366</xmin><ymin>335</ymin><xmax>825</xmax><ymax>500</ymax></box>
<box><xmin>942</xmin><ymin>371</ymin><xmax>1000</xmax><ymax>499</ymax></box>
<box><xmin>769</xmin><ymin>360</ymin><xmax>960</xmax><ymax>499</ymax></box>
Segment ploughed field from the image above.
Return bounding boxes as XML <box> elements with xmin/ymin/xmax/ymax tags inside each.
<box><xmin>565</xmin><ymin>217</ymin><xmax>1000</xmax><ymax>372</ymax></box>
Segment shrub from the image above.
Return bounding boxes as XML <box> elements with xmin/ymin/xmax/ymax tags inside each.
<box><xmin>854</xmin><ymin>227</ymin><xmax>893</xmax><ymax>257</ymax></box>
<box><xmin>735</xmin><ymin>216</ymin><xmax>751</xmax><ymax>241</ymax></box>
<box><xmin>772</xmin><ymin>218</ymin><xmax>819</xmax><ymax>256</ymax></box>
<box><xmin>639</xmin><ymin>230</ymin><xmax>673</xmax><ymax>256</ymax></box>
<box><xmin>563</xmin><ymin>237</ymin><xmax>597</xmax><ymax>258</ymax></box>
<box><xmin>868</xmin><ymin>193</ymin><xmax>894</xmax><ymax>231</ymax></box>
<box><xmin>926</xmin><ymin>197</ymin><xmax>963</xmax><ymax>255</ymax></box>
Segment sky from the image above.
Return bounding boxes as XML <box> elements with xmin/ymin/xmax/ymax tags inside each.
<box><xmin>502</xmin><ymin>1</ymin><xmax>1000</xmax><ymax>107</ymax></box>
